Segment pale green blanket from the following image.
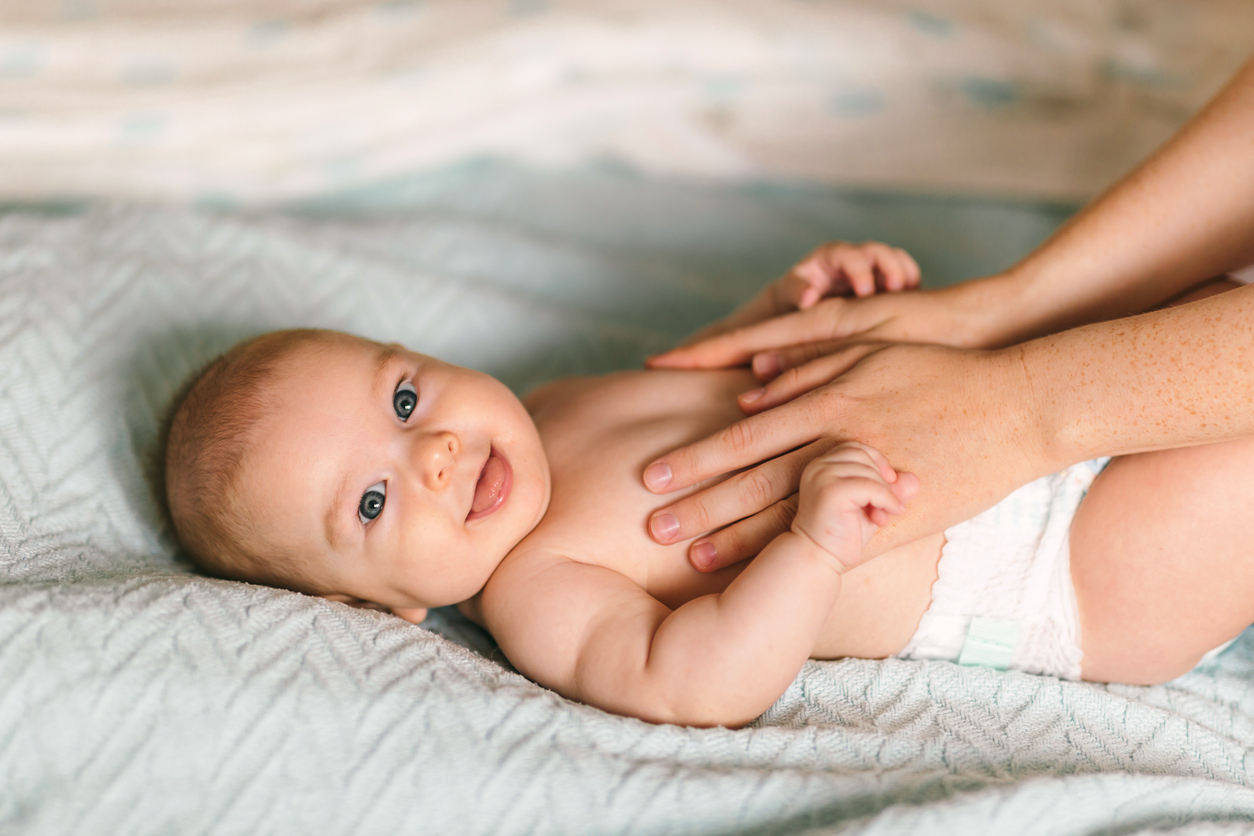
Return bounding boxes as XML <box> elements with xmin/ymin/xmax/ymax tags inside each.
<box><xmin>2</xmin><ymin>163</ymin><xmax>1251</xmax><ymax>835</ymax></box>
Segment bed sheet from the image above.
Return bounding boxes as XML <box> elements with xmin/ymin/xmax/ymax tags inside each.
<box><xmin>0</xmin><ymin>0</ymin><xmax>1250</xmax><ymax>204</ymax></box>
<box><xmin>3</xmin><ymin>163</ymin><xmax>1254</xmax><ymax>834</ymax></box>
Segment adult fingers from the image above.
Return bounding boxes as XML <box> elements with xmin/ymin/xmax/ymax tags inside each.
<box><xmin>669</xmin><ymin>318</ymin><xmax>731</xmax><ymax>351</ymax></box>
<box><xmin>646</xmin><ymin>440</ymin><xmax>830</xmax><ymax>543</ymax></box>
<box><xmin>688</xmin><ymin>494</ymin><xmax>800</xmax><ymax>572</ymax></box>
<box><xmin>740</xmin><ymin>345</ymin><xmax>883</xmax><ymax>414</ymax></box>
<box><xmin>750</xmin><ymin>339</ymin><xmax>845</xmax><ymax>381</ymax></box>
<box><xmin>647</xmin><ymin>300</ymin><xmax>847</xmax><ymax>370</ymax></box>
<box><xmin>665</xmin><ymin>283</ymin><xmax>783</xmax><ymax>351</ymax></box>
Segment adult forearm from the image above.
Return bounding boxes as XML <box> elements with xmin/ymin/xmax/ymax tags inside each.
<box><xmin>977</xmin><ymin>56</ymin><xmax>1254</xmax><ymax>346</ymax></box>
<box><xmin>1022</xmin><ymin>283</ymin><xmax>1254</xmax><ymax>468</ymax></box>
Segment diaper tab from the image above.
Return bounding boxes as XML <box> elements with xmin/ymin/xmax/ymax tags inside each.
<box><xmin>958</xmin><ymin>617</ymin><xmax>1020</xmax><ymax>670</ymax></box>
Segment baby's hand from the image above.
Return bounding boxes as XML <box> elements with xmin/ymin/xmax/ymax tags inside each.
<box><xmin>791</xmin><ymin>442</ymin><xmax>918</xmax><ymax>573</ymax></box>
<box><xmin>781</xmin><ymin>241</ymin><xmax>921</xmax><ymax>308</ymax></box>
<box><xmin>660</xmin><ymin>241</ymin><xmax>920</xmax><ymax>354</ymax></box>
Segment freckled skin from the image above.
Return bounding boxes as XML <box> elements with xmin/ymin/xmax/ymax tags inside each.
<box><xmin>620</xmin><ymin>57</ymin><xmax>1254</xmax><ymax>696</ymax></box>
<box><xmin>642</xmin><ymin>58</ymin><xmax>1254</xmax><ymax>584</ymax></box>
<box><xmin>510</xmin><ymin>369</ymin><xmax>942</xmax><ymax>662</ymax></box>
<box><xmin>472</xmin><ymin>324</ymin><xmax>1254</xmax><ymax>694</ymax></box>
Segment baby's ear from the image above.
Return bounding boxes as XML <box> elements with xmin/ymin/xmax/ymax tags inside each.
<box><xmin>390</xmin><ymin>606</ymin><xmax>428</xmax><ymax>624</ymax></box>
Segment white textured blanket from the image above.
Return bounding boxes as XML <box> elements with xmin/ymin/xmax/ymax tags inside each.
<box><xmin>3</xmin><ymin>166</ymin><xmax>1253</xmax><ymax>834</ymax></box>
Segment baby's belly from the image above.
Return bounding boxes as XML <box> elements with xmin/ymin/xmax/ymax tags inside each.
<box><xmin>810</xmin><ymin>532</ymin><xmax>943</xmax><ymax>660</ymax></box>
<box><xmin>522</xmin><ymin>485</ymin><xmax>942</xmax><ymax>663</ymax></box>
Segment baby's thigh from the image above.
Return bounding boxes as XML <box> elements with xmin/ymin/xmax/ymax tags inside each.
<box><xmin>1071</xmin><ymin>436</ymin><xmax>1254</xmax><ymax>683</ymax></box>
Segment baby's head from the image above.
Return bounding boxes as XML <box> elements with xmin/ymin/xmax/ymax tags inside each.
<box><xmin>164</xmin><ymin>329</ymin><xmax>551</xmax><ymax>622</ymax></box>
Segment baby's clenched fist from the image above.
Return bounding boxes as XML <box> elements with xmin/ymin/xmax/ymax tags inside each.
<box><xmin>791</xmin><ymin>442</ymin><xmax>918</xmax><ymax>573</ymax></box>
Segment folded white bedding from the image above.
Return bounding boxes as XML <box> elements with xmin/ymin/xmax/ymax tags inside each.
<box><xmin>2</xmin><ymin>165</ymin><xmax>1254</xmax><ymax>835</ymax></box>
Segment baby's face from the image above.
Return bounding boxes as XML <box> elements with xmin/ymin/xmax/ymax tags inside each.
<box><xmin>237</xmin><ymin>334</ymin><xmax>551</xmax><ymax>617</ymax></box>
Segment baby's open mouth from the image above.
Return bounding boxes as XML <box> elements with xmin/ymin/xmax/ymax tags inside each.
<box><xmin>467</xmin><ymin>447</ymin><xmax>511</xmax><ymax>521</ymax></box>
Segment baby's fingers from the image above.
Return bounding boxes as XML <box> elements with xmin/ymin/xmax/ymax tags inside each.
<box><xmin>783</xmin><ymin>245</ymin><xmax>858</xmax><ymax>306</ymax></box>
<box><xmin>862</xmin><ymin>243</ymin><xmax>913</xmax><ymax>292</ymax></box>
<box><xmin>832</xmin><ymin>441</ymin><xmax>901</xmax><ymax>485</ymax></box>
<box><xmin>778</xmin><ymin>268</ymin><xmax>826</xmax><ymax>310</ymax></box>
<box><xmin>823</xmin><ymin>443</ymin><xmax>919</xmax><ymax>503</ymax></box>
<box><xmin>895</xmin><ymin>248</ymin><xmax>922</xmax><ymax>288</ymax></box>
<box><xmin>891</xmin><ymin>470</ymin><xmax>920</xmax><ymax>502</ymax></box>
<box><xmin>866</xmin><ymin>505</ymin><xmax>892</xmax><ymax>528</ymax></box>
<box><xmin>826</xmin><ymin>248</ymin><xmax>876</xmax><ymax>297</ymax></box>
<box><xmin>814</xmin><ymin>476</ymin><xmax>908</xmax><ymax>519</ymax></box>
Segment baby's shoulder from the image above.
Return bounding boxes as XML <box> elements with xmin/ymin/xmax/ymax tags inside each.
<box><xmin>521</xmin><ymin>375</ymin><xmax>595</xmax><ymax>413</ymax></box>
<box><xmin>522</xmin><ymin>369</ymin><xmax>651</xmax><ymax>413</ymax></box>
<box><xmin>483</xmin><ymin>543</ymin><xmax>613</xmax><ymax>611</ymax></box>
<box><xmin>478</xmin><ymin>546</ymin><xmax>658</xmax><ymax>687</ymax></box>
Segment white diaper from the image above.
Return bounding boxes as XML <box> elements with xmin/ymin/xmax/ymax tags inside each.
<box><xmin>1230</xmin><ymin>263</ymin><xmax>1254</xmax><ymax>284</ymax></box>
<box><xmin>898</xmin><ymin>458</ymin><xmax>1237</xmax><ymax>679</ymax></box>
<box><xmin>897</xmin><ymin>459</ymin><xmax>1112</xmax><ymax>680</ymax></box>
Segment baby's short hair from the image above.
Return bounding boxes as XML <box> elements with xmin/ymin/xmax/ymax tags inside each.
<box><xmin>164</xmin><ymin>328</ymin><xmax>332</xmax><ymax>592</ymax></box>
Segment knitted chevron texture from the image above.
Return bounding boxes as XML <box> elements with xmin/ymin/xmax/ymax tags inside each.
<box><xmin>3</xmin><ymin>181</ymin><xmax>1253</xmax><ymax>834</ymax></box>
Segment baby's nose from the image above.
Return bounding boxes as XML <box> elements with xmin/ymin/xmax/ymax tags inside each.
<box><xmin>414</xmin><ymin>431</ymin><xmax>460</xmax><ymax>491</ymax></box>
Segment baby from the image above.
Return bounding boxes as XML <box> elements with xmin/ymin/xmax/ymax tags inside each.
<box><xmin>164</xmin><ymin>242</ymin><xmax>1254</xmax><ymax>728</ymax></box>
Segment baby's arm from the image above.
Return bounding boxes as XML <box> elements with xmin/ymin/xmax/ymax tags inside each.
<box><xmin>484</xmin><ymin>444</ymin><xmax>916</xmax><ymax>727</ymax></box>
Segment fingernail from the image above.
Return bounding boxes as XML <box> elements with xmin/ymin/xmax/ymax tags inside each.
<box><xmin>692</xmin><ymin>541</ymin><xmax>717</xmax><ymax>569</ymax></box>
<box><xmin>740</xmin><ymin>388</ymin><xmax>766</xmax><ymax>404</ymax></box>
<box><xmin>650</xmin><ymin>512</ymin><xmax>679</xmax><ymax>542</ymax></box>
<box><xmin>753</xmin><ymin>352</ymin><xmax>782</xmax><ymax>378</ymax></box>
<box><xmin>643</xmin><ymin>462</ymin><xmax>673</xmax><ymax>492</ymax></box>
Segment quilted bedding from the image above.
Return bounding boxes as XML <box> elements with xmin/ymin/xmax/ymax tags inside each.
<box><xmin>4</xmin><ymin>162</ymin><xmax>1254</xmax><ymax>834</ymax></box>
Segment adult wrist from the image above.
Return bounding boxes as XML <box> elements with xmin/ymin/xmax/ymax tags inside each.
<box><xmin>928</xmin><ymin>272</ymin><xmax>1036</xmax><ymax>349</ymax></box>
<box><xmin>987</xmin><ymin>337</ymin><xmax>1073</xmax><ymax>478</ymax></box>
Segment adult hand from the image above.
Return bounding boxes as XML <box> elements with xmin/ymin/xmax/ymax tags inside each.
<box><xmin>643</xmin><ymin>341</ymin><xmax>1049</xmax><ymax>571</ymax></box>
<box><xmin>650</xmin><ymin>275</ymin><xmax>1023</xmax><ymax>382</ymax></box>
<box><xmin>646</xmin><ymin>54</ymin><xmax>1254</xmax><ymax>573</ymax></box>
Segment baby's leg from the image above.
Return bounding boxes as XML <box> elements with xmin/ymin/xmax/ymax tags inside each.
<box><xmin>1071</xmin><ymin>435</ymin><xmax>1254</xmax><ymax>683</ymax></box>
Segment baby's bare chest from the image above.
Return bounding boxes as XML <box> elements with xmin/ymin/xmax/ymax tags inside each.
<box><xmin>516</xmin><ymin>369</ymin><xmax>755</xmax><ymax>605</ymax></box>
<box><xmin>506</xmin><ymin>368</ymin><xmax>943</xmax><ymax>659</ymax></box>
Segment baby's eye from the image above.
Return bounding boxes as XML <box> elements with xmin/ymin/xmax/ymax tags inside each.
<box><xmin>393</xmin><ymin>380</ymin><xmax>418</xmax><ymax>422</ymax></box>
<box><xmin>358</xmin><ymin>482</ymin><xmax>386</xmax><ymax>524</ymax></box>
